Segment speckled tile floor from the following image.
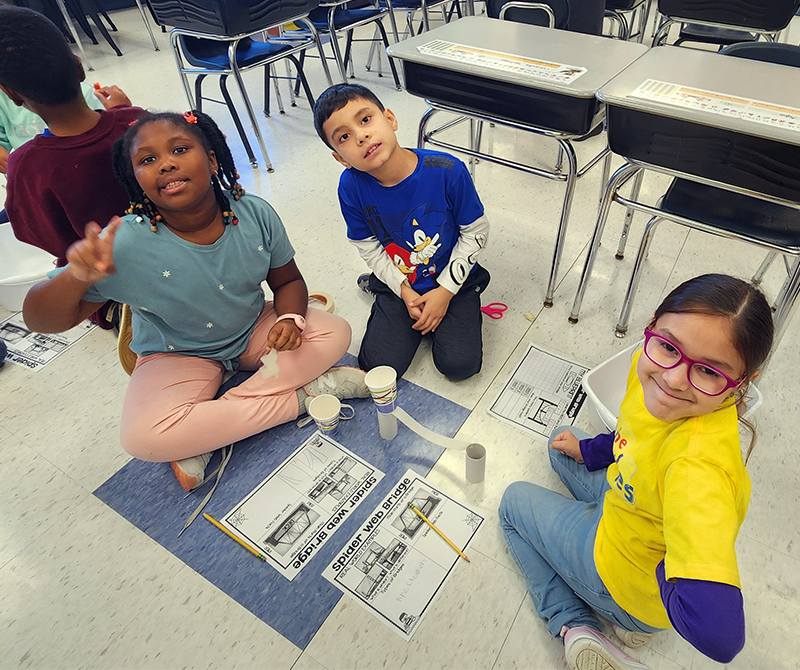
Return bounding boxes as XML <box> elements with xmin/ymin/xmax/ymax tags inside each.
<box><xmin>2</xmin><ymin>7</ymin><xmax>800</xmax><ymax>669</ymax></box>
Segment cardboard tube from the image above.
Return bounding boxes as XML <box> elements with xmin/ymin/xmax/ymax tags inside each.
<box><xmin>377</xmin><ymin>410</ymin><xmax>398</xmax><ymax>440</ymax></box>
<box><xmin>465</xmin><ymin>443</ymin><xmax>486</xmax><ymax>483</ymax></box>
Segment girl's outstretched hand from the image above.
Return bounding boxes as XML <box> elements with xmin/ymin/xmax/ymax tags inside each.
<box><xmin>550</xmin><ymin>429</ymin><xmax>584</xmax><ymax>464</ymax></box>
<box><xmin>65</xmin><ymin>218</ymin><xmax>122</xmax><ymax>284</ymax></box>
<box><xmin>267</xmin><ymin>320</ymin><xmax>302</xmax><ymax>352</ymax></box>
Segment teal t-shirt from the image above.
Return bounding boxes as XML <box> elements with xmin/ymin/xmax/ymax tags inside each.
<box><xmin>49</xmin><ymin>194</ymin><xmax>295</xmax><ymax>369</ymax></box>
<box><xmin>0</xmin><ymin>83</ymin><xmax>104</xmax><ymax>152</ymax></box>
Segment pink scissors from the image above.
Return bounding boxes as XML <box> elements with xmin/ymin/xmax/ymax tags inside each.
<box><xmin>480</xmin><ymin>302</ymin><xmax>508</xmax><ymax>319</ymax></box>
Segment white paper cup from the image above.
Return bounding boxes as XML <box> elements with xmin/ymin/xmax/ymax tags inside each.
<box><xmin>465</xmin><ymin>443</ymin><xmax>486</xmax><ymax>483</ymax></box>
<box><xmin>308</xmin><ymin>394</ymin><xmax>343</xmax><ymax>436</ymax></box>
<box><xmin>364</xmin><ymin>365</ymin><xmax>398</xmax><ymax>414</ymax></box>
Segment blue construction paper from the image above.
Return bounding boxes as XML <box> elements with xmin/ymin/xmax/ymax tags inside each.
<box><xmin>94</xmin><ymin>355</ymin><xmax>470</xmax><ymax>649</ymax></box>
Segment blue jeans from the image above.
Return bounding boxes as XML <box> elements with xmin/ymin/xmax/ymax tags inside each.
<box><xmin>499</xmin><ymin>426</ymin><xmax>661</xmax><ymax>639</ymax></box>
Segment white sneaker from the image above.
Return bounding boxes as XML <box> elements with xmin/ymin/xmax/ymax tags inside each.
<box><xmin>171</xmin><ymin>452</ymin><xmax>212</xmax><ymax>492</ymax></box>
<box><xmin>562</xmin><ymin>626</ymin><xmax>650</xmax><ymax>670</ymax></box>
<box><xmin>304</xmin><ymin>366</ymin><xmax>370</xmax><ymax>400</ymax></box>
<box><xmin>613</xmin><ymin>624</ymin><xmax>655</xmax><ymax>649</ymax></box>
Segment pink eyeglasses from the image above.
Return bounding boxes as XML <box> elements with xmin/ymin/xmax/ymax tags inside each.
<box><xmin>643</xmin><ymin>328</ymin><xmax>742</xmax><ymax>396</ymax></box>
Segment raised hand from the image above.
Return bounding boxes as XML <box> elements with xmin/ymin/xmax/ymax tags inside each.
<box><xmin>65</xmin><ymin>217</ymin><xmax>122</xmax><ymax>284</ymax></box>
<box><xmin>93</xmin><ymin>85</ymin><xmax>132</xmax><ymax>109</ymax></box>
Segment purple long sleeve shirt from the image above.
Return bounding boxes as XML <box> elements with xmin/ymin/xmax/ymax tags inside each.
<box><xmin>579</xmin><ymin>433</ymin><xmax>746</xmax><ymax>663</ymax></box>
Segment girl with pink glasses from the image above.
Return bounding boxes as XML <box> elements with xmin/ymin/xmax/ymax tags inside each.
<box><xmin>500</xmin><ymin>274</ymin><xmax>774</xmax><ymax>670</ymax></box>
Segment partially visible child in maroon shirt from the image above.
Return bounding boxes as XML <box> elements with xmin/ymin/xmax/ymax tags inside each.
<box><xmin>0</xmin><ymin>6</ymin><xmax>144</xmax><ymax>328</ymax></box>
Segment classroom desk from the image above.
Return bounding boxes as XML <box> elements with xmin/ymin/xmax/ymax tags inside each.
<box><xmin>567</xmin><ymin>45</ymin><xmax>800</xmax><ymax>337</ymax></box>
<box><xmin>387</xmin><ymin>17</ymin><xmax>648</xmax><ymax>306</ymax></box>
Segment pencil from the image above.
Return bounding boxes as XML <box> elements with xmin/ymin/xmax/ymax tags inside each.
<box><xmin>203</xmin><ymin>513</ymin><xmax>267</xmax><ymax>562</ymax></box>
<box><xmin>408</xmin><ymin>502</ymin><xmax>470</xmax><ymax>563</ymax></box>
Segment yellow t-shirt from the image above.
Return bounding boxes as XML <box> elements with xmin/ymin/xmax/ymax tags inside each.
<box><xmin>594</xmin><ymin>350</ymin><xmax>750</xmax><ymax>629</ymax></box>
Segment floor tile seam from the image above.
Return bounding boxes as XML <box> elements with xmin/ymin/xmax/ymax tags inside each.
<box><xmin>290</xmin><ymin>649</ymin><xmax>326</xmax><ymax>670</ymax></box>
<box><xmin>12</xmin><ymin>428</ymin><xmax>108</xmax><ymax>495</ymax></box>
<box><xmin>738</xmin><ymin>529</ymin><xmax>800</xmax><ymax>571</ymax></box>
<box><xmin>488</xmin><ymin>591</ymin><xmax>528</xmax><ymax>670</ymax></box>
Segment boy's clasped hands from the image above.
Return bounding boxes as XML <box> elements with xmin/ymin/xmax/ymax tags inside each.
<box><xmin>401</xmin><ymin>281</ymin><xmax>454</xmax><ymax>335</ymax></box>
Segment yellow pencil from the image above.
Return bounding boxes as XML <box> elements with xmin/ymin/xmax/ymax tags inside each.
<box><xmin>408</xmin><ymin>502</ymin><xmax>470</xmax><ymax>563</ymax></box>
<box><xmin>203</xmin><ymin>513</ymin><xmax>267</xmax><ymax>562</ymax></box>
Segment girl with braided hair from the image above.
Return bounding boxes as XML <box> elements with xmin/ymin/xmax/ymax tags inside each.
<box><xmin>23</xmin><ymin>110</ymin><xmax>369</xmax><ymax>491</ymax></box>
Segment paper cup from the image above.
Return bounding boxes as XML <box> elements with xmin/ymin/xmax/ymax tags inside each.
<box><xmin>465</xmin><ymin>443</ymin><xmax>486</xmax><ymax>483</ymax></box>
<box><xmin>365</xmin><ymin>365</ymin><xmax>398</xmax><ymax>414</ymax></box>
<box><xmin>308</xmin><ymin>394</ymin><xmax>342</xmax><ymax>436</ymax></box>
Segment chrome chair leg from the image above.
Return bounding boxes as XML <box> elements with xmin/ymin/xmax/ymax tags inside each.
<box><xmin>544</xmin><ymin>139</ymin><xmax>578</xmax><ymax>307</ymax></box>
<box><xmin>569</xmin><ymin>162</ymin><xmax>640</xmax><ymax>323</ymax></box>
<box><xmin>299</xmin><ymin>19</ymin><xmax>334</xmax><ymax>86</ymax></box>
<box><xmin>555</xmin><ymin>144</ymin><xmax>564</xmax><ymax>173</ymax></box>
<box><xmin>134</xmin><ymin>0</ymin><xmax>159</xmax><ymax>50</ymax></box>
<box><xmin>616</xmin><ymin>168</ymin><xmax>644</xmax><ymax>260</ymax></box>
<box><xmin>230</xmin><ymin>45</ymin><xmax>274</xmax><ymax>172</ymax></box>
<box><xmin>752</xmin><ymin>250</ymin><xmax>779</xmax><ymax>286</ymax></box>
<box><xmin>270</xmin><ymin>64</ymin><xmax>286</xmax><ymax>114</ymax></box>
<box><xmin>615</xmin><ymin>215</ymin><xmax>662</xmax><ymax>337</ymax></box>
<box><xmin>771</xmin><ymin>258</ymin><xmax>800</xmax><ymax>352</ymax></box>
<box><xmin>598</xmin><ymin>141</ymin><xmax>612</xmax><ymax>205</ymax></box>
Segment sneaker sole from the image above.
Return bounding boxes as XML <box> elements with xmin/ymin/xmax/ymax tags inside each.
<box><xmin>615</xmin><ymin>630</ymin><xmax>653</xmax><ymax>649</ymax></box>
<box><xmin>568</xmin><ymin>639</ymin><xmax>649</xmax><ymax>670</ymax></box>
<box><xmin>171</xmin><ymin>462</ymin><xmax>200</xmax><ymax>492</ymax></box>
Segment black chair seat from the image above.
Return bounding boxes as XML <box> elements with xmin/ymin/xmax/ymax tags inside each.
<box><xmin>662</xmin><ymin>178</ymin><xmax>800</xmax><ymax>248</ymax></box>
<box><xmin>606</xmin><ymin>0</ymin><xmax>643</xmax><ymax>11</ymax></box>
<box><xmin>720</xmin><ymin>41</ymin><xmax>800</xmax><ymax>67</ymax></box>
<box><xmin>307</xmin><ymin>6</ymin><xmax>385</xmax><ymax>29</ymax></box>
<box><xmin>677</xmin><ymin>23</ymin><xmax>757</xmax><ymax>46</ymax></box>
<box><xmin>181</xmin><ymin>35</ymin><xmax>298</xmax><ymax>70</ymax></box>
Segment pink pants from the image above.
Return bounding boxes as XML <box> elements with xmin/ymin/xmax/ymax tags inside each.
<box><xmin>120</xmin><ymin>304</ymin><xmax>351</xmax><ymax>461</ymax></box>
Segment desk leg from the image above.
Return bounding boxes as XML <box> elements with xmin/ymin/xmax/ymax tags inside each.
<box><xmin>418</xmin><ymin>106</ymin><xmax>437</xmax><ymax>149</ymax></box>
<box><xmin>464</xmin><ymin>0</ymin><xmax>475</xmax><ymax>15</ymax></box>
<box><xmin>615</xmin><ymin>214</ymin><xmax>662</xmax><ymax>337</ymax></box>
<box><xmin>568</xmin><ymin>162</ymin><xmax>640</xmax><ymax>323</ymax></box>
<box><xmin>615</xmin><ymin>169</ymin><xmax>643</xmax><ymax>259</ymax></box>
<box><xmin>544</xmin><ymin>140</ymin><xmax>577</xmax><ymax>308</ymax></box>
<box><xmin>770</xmin><ymin>258</ymin><xmax>800</xmax><ymax>355</ymax></box>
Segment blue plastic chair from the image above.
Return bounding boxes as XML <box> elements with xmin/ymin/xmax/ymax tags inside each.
<box><xmin>149</xmin><ymin>0</ymin><xmax>333</xmax><ymax>172</ymax></box>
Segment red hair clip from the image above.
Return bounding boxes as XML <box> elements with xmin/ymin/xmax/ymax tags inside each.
<box><xmin>128</xmin><ymin>119</ymin><xmax>138</xmax><ymax>127</ymax></box>
<box><xmin>183</xmin><ymin>111</ymin><xmax>198</xmax><ymax>124</ymax></box>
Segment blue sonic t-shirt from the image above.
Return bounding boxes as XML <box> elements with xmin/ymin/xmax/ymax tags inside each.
<box><xmin>338</xmin><ymin>148</ymin><xmax>484</xmax><ymax>294</ymax></box>
<box><xmin>50</xmin><ymin>194</ymin><xmax>294</xmax><ymax>370</ymax></box>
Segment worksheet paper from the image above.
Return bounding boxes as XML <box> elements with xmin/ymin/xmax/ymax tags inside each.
<box><xmin>488</xmin><ymin>344</ymin><xmax>588</xmax><ymax>439</ymax></box>
<box><xmin>0</xmin><ymin>312</ymin><xmax>95</xmax><ymax>371</ymax></box>
<box><xmin>322</xmin><ymin>470</ymin><xmax>484</xmax><ymax>641</ymax></box>
<box><xmin>221</xmin><ymin>432</ymin><xmax>384</xmax><ymax>581</ymax></box>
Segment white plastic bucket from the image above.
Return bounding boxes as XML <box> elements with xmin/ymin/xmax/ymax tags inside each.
<box><xmin>0</xmin><ymin>223</ymin><xmax>55</xmax><ymax>311</ymax></box>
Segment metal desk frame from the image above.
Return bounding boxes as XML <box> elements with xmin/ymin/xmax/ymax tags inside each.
<box><xmin>418</xmin><ymin>102</ymin><xmax>611</xmax><ymax>307</ymax></box>
<box><xmin>569</xmin><ymin>158</ymin><xmax>800</xmax><ymax>351</ymax></box>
